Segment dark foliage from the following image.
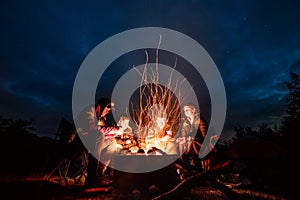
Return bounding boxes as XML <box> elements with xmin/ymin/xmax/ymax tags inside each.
<box><xmin>231</xmin><ymin>69</ymin><xmax>300</xmax><ymax>199</ymax></box>
<box><xmin>280</xmin><ymin>71</ymin><xmax>300</xmax><ymax>153</ymax></box>
<box><xmin>234</xmin><ymin>123</ymin><xmax>282</xmax><ymax>144</ymax></box>
<box><xmin>0</xmin><ymin>116</ymin><xmax>53</xmax><ymax>178</ymax></box>
<box><xmin>0</xmin><ymin>116</ymin><xmax>85</xmax><ymax>180</ymax></box>
<box><xmin>234</xmin><ymin>69</ymin><xmax>300</xmax><ymax>143</ymax></box>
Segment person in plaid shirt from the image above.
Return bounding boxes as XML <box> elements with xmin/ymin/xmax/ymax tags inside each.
<box><xmin>176</xmin><ymin>103</ymin><xmax>208</xmax><ymax>171</ymax></box>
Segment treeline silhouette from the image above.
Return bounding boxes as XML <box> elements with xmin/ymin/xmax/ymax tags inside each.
<box><xmin>0</xmin><ymin>116</ymin><xmax>85</xmax><ymax>180</ymax></box>
<box><xmin>231</xmin><ymin>69</ymin><xmax>299</xmax><ymax>152</ymax></box>
<box><xmin>224</xmin><ymin>68</ymin><xmax>299</xmax><ymax>199</ymax></box>
<box><xmin>0</xmin><ymin>117</ymin><xmax>52</xmax><ymax>178</ymax></box>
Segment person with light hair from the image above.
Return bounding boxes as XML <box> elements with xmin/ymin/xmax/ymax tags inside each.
<box><xmin>146</xmin><ymin>114</ymin><xmax>177</xmax><ymax>155</ymax></box>
<box><xmin>115</xmin><ymin>114</ymin><xmax>137</xmax><ymax>151</ymax></box>
<box><xmin>177</xmin><ymin>103</ymin><xmax>209</xmax><ymax>171</ymax></box>
<box><xmin>117</xmin><ymin>114</ymin><xmax>133</xmax><ymax>136</ymax></box>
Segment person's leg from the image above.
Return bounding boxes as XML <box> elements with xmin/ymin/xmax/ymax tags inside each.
<box><xmin>99</xmin><ymin>141</ymin><xmax>122</xmax><ymax>180</ymax></box>
<box><xmin>85</xmin><ymin>134</ymin><xmax>112</xmax><ymax>187</ymax></box>
<box><xmin>184</xmin><ymin>141</ymin><xmax>203</xmax><ymax>172</ymax></box>
<box><xmin>99</xmin><ymin>146</ymin><xmax>114</xmax><ymax>180</ymax></box>
<box><xmin>101</xmin><ymin>141</ymin><xmax>122</xmax><ymax>167</ymax></box>
<box><xmin>85</xmin><ymin>153</ymin><xmax>108</xmax><ymax>187</ymax></box>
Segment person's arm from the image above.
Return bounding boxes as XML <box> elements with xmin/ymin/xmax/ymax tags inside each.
<box><xmin>98</xmin><ymin>125</ymin><xmax>120</xmax><ymax>139</ymax></box>
<box><xmin>199</xmin><ymin>115</ymin><xmax>208</xmax><ymax>137</ymax></box>
<box><xmin>181</xmin><ymin>121</ymin><xmax>189</xmax><ymax>137</ymax></box>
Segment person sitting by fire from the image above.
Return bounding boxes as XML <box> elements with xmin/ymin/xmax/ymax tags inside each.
<box><xmin>76</xmin><ymin>97</ymin><xmax>121</xmax><ymax>188</ymax></box>
<box><xmin>176</xmin><ymin>103</ymin><xmax>209</xmax><ymax>172</ymax></box>
<box><xmin>117</xmin><ymin>114</ymin><xmax>133</xmax><ymax>136</ymax></box>
<box><xmin>96</xmin><ymin>98</ymin><xmax>126</xmax><ymax>182</ymax></box>
<box><xmin>146</xmin><ymin>114</ymin><xmax>177</xmax><ymax>155</ymax></box>
<box><xmin>115</xmin><ymin>114</ymin><xmax>138</xmax><ymax>151</ymax></box>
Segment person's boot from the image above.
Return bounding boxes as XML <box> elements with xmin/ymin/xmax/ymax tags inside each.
<box><xmin>85</xmin><ymin>154</ymin><xmax>112</xmax><ymax>188</ymax></box>
<box><xmin>103</xmin><ymin>165</ymin><xmax>114</xmax><ymax>181</ymax></box>
<box><xmin>95</xmin><ymin>161</ymin><xmax>113</xmax><ymax>186</ymax></box>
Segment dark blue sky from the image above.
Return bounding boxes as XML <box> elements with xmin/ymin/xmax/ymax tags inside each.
<box><xmin>1</xmin><ymin>0</ymin><xmax>300</xmax><ymax>141</ymax></box>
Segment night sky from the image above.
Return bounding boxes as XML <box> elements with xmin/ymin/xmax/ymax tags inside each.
<box><xmin>1</xmin><ymin>0</ymin><xmax>300</xmax><ymax>141</ymax></box>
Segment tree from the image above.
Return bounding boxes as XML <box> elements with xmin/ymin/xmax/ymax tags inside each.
<box><xmin>0</xmin><ymin>116</ymin><xmax>36</xmax><ymax>136</ymax></box>
<box><xmin>234</xmin><ymin>123</ymin><xmax>279</xmax><ymax>139</ymax></box>
<box><xmin>281</xmin><ymin>71</ymin><xmax>300</xmax><ymax>133</ymax></box>
<box><xmin>234</xmin><ymin>126</ymin><xmax>257</xmax><ymax>138</ymax></box>
<box><xmin>280</xmin><ymin>70</ymin><xmax>300</xmax><ymax>156</ymax></box>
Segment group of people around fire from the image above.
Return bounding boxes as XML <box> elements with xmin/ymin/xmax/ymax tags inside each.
<box><xmin>75</xmin><ymin>97</ymin><xmax>219</xmax><ymax>188</ymax></box>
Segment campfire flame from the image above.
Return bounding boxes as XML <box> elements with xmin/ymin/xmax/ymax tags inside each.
<box><xmin>128</xmin><ymin>36</ymin><xmax>187</xmax><ymax>154</ymax></box>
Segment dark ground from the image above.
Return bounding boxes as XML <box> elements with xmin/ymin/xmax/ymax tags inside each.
<box><xmin>0</xmin><ymin>179</ymin><xmax>289</xmax><ymax>200</ymax></box>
